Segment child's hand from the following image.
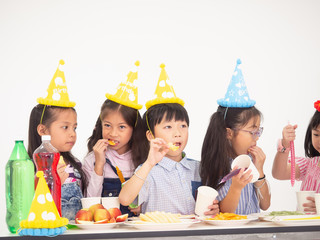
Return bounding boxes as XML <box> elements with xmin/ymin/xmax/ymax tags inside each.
<box><xmin>129</xmin><ymin>205</ymin><xmax>141</xmax><ymax>215</ymax></box>
<box><xmin>248</xmin><ymin>146</ymin><xmax>266</xmax><ymax>176</ymax></box>
<box><xmin>282</xmin><ymin>124</ymin><xmax>298</xmax><ymax>148</ymax></box>
<box><xmin>93</xmin><ymin>139</ymin><xmax>109</xmax><ymax>175</ymax></box>
<box><xmin>303</xmin><ymin>196</ymin><xmax>316</xmax><ymax>213</ymax></box>
<box><xmin>57</xmin><ymin>163</ymin><xmax>68</xmax><ymax>184</ymax></box>
<box><xmin>230</xmin><ymin>166</ymin><xmax>252</xmax><ymax>190</ymax></box>
<box><xmin>204</xmin><ymin>199</ymin><xmax>219</xmax><ymax>216</ymax></box>
<box><xmin>146</xmin><ymin>138</ymin><xmax>170</xmax><ymax>167</ymax></box>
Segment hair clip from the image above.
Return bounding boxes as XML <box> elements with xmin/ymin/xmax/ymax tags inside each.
<box><xmin>314</xmin><ymin>100</ymin><xmax>320</xmax><ymax>112</ymax></box>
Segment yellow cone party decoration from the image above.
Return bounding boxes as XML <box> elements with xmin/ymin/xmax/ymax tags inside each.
<box><xmin>145</xmin><ymin>64</ymin><xmax>184</xmax><ymax>109</ymax></box>
<box><xmin>105</xmin><ymin>61</ymin><xmax>142</xmax><ymax>110</ymax></box>
<box><xmin>37</xmin><ymin>60</ymin><xmax>75</xmax><ymax>107</ymax></box>
<box><xmin>18</xmin><ymin>171</ymin><xmax>68</xmax><ymax>236</ymax></box>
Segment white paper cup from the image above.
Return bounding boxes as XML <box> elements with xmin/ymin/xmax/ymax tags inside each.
<box><xmin>314</xmin><ymin>193</ymin><xmax>320</xmax><ymax>215</ymax></box>
<box><xmin>101</xmin><ymin>197</ymin><xmax>120</xmax><ymax>209</ymax></box>
<box><xmin>80</xmin><ymin>197</ymin><xmax>101</xmax><ymax>209</ymax></box>
<box><xmin>231</xmin><ymin>154</ymin><xmax>260</xmax><ymax>183</ymax></box>
<box><xmin>296</xmin><ymin>191</ymin><xmax>315</xmax><ymax>213</ymax></box>
<box><xmin>195</xmin><ymin>186</ymin><xmax>218</xmax><ymax>217</ymax></box>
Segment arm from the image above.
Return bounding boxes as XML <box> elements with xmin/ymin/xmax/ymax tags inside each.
<box><xmin>272</xmin><ymin>124</ymin><xmax>301</xmax><ymax>180</ymax></box>
<box><xmin>219</xmin><ymin>168</ymin><xmax>252</xmax><ymax>213</ymax></box>
<box><xmin>119</xmin><ymin>138</ymin><xmax>169</xmax><ymax>206</ymax></box>
<box><xmin>249</xmin><ymin>146</ymin><xmax>271</xmax><ymax>210</ymax></box>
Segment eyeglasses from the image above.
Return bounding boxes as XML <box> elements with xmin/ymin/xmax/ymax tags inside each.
<box><xmin>234</xmin><ymin>127</ymin><xmax>264</xmax><ymax>140</ymax></box>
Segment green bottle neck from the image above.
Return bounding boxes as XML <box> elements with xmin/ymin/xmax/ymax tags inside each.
<box><xmin>9</xmin><ymin>140</ymin><xmax>31</xmax><ymax>161</ymax></box>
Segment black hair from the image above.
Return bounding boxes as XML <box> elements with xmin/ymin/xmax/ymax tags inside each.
<box><xmin>87</xmin><ymin>99</ymin><xmax>148</xmax><ymax>168</ymax></box>
<box><xmin>142</xmin><ymin>103</ymin><xmax>190</xmax><ymax>135</ymax></box>
<box><xmin>28</xmin><ymin>104</ymin><xmax>88</xmax><ymax>193</ymax></box>
<box><xmin>304</xmin><ymin>110</ymin><xmax>320</xmax><ymax>157</ymax></box>
<box><xmin>200</xmin><ymin>106</ymin><xmax>262</xmax><ymax>190</ymax></box>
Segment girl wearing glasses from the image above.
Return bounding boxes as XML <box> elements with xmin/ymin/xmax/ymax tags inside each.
<box><xmin>200</xmin><ymin>59</ymin><xmax>271</xmax><ymax>215</ymax></box>
<box><xmin>272</xmin><ymin>100</ymin><xmax>320</xmax><ymax>213</ymax></box>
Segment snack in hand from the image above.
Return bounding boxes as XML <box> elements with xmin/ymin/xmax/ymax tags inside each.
<box><xmin>168</xmin><ymin>142</ymin><xmax>179</xmax><ymax>151</ymax></box>
<box><xmin>108</xmin><ymin>140</ymin><xmax>116</xmax><ymax>145</ymax></box>
<box><xmin>139</xmin><ymin>211</ymin><xmax>181</xmax><ymax>223</ymax></box>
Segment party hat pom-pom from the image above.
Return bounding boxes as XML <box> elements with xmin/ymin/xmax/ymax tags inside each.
<box><xmin>134</xmin><ymin>61</ymin><xmax>140</xmax><ymax>67</ymax></box>
<box><xmin>314</xmin><ymin>100</ymin><xmax>320</xmax><ymax>112</ymax></box>
<box><xmin>36</xmin><ymin>171</ymin><xmax>44</xmax><ymax>178</ymax></box>
<box><xmin>160</xmin><ymin>63</ymin><xmax>165</xmax><ymax>69</ymax></box>
<box><xmin>59</xmin><ymin>60</ymin><xmax>65</xmax><ymax>65</ymax></box>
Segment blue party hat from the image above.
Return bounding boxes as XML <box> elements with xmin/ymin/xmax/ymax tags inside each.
<box><xmin>217</xmin><ymin>59</ymin><xmax>256</xmax><ymax>108</ymax></box>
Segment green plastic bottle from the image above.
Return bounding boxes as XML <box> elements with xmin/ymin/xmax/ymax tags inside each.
<box><xmin>5</xmin><ymin>140</ymin><xmax>35</xmax><ymax>233</ymax></box>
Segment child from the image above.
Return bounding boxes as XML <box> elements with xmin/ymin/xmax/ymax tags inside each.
<box><xmin>119</xmin><ymin>64</ymin><xmax>219</xmax><ymax>215</ymax></box>
<box><xmin>82</xmin><ymin>61</ymin><xmax>148</xmax><ymax>215</ymax></box>
<box><xmin>28</xmin><ymin>60</ymin><xmax>87</xmax><ymax>220</ymax></box>
<box><xmin>272</xmin><ymin>100</ymin><xmax>320</xmax><ymax>213</ymax></box>
<box><xmin>200</xmin><ymin>59</ymin><xmax>271</xmax><ymax>215</ymax></box>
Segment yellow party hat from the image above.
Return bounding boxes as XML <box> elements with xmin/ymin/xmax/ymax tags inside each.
<box><xmin>20</xmin><ymin>171</ymin><xmax>68</xmax><ymax>229</ymax></box>
<box><xmin>37</xmin><ymin>60</ymin><xmax>76</xmax><ymax>107</ymax></box>
<box><xmin>105</xmin><ymin>61</ymin><xmax>142</xmax><ymax>110</ymax></box>
<box><xmin>145</xmin><ymin>64</ymin><xmax>184</xmax><ymax>109</ymax></box>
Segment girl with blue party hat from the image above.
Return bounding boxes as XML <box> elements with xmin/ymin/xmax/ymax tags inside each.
<box><xmin>28</xmin><ymin>60</ymin><xmax>88</xmax><ymax>220</ymax></box>
<box><xmin>200</xmin><ymin>59</ymin><xmax>271</xmax><ymax>215</ymax></box>
<box><xmin>272</xmin><ymin>100</ymin><xmax>320</xmax><ymax>213</ymax></box>
<box><xmin>119</xmin><ymin>64</ymin><xmax>219</xmax><ymax>216</ymax></box>
<box><xmin>82</xmin><ymin>61</ymin><xmax>148</xmax><ymax>216</ymax></box>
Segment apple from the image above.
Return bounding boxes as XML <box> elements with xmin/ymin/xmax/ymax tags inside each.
<box><xmin>108</xmin><ymin>217</ymin><xmax>116</xmax><ymax>223</ymax></box>
<box><xmin>89</xmin><ymin>203</ymin><xmax>105</xmax><ymax>215</ymax></box>
<box><xmin>108</xmin><ymin>207</ymin><xmax>122</xmax><ymax>219</ymax></box>
<box><xmin>75</xmin><ymin>209</ymin><xmax>93</xmax><ymax>224</ymax></box>
<box><xmin>94</xmin><ymin>208</ymin><xmax>111</xmax><ymax>223</ymax></box>
<box><xmin>116</xmin><ymin>214</ymin><xmax>128</xmax><ymax>222</ymax></box>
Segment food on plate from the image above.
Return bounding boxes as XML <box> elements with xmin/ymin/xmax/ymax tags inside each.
<box><xmin>89</xmin><ymin>203</ymin><xmax>105</xmax><ymax>215</ymax></box>
<box><xmin>74</xmin><ymin>206</ymin><xmax>125</xmax><ymax>224</ymax></box>
<box><xmin>94</xmin><ymin>208</ymin><xmax>111</xmax><ymax>223</ymax></box>
<box><xmin>267</xmin><ymin>211</ymin><xmax>303</xmax><ymax>216</ymax></box>
<box><xmin>108</xmin><ymin>140</ymin><xmax>116</xmax><ymax>145</ymax></box>
<box><xmin>206</xmin><ymin>212</ymin><xmax>247</xmax><ymax>220</ymax></box>
<box><xmin>75</xmin><ymin>209</ymin><xmax>94</xmax><ymax>224</ymax></box>
<box><xmin>108</xmin><ymin>207</ymin><xmax>122</xmax><ymax>219</ymax></box>
<box><xmin>139</xmin><ymin>211</ymin><xmax>181</xmax><ymax>223</ymax></box>
<box><xmin>116</xmin><ymin>214</ymin><xmax>129</xmax><ymax>222</ymax></box>
<box><xmin>168</xmin><ymin>142</ymin><xmax>179</xmax><ymax>151</ymax></box>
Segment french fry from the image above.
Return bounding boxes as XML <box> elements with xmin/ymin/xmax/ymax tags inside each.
<box><xmin>140</xmin><ymin>211</ymin><xmax>181</xmax><ymax>223</ymax></box>
<box><xmin>206</xmin><ymin>212</ymin><xmax>247</xmax><ymax>220</ymax></box>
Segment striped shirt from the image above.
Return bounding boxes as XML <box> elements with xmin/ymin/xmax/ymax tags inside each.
<box><xmin>292</xmin><ymin>156</ymin><xmax>320</xmax><ymax>193</ymax></box>
<box><xmin>137</xmin><ymin>155</ymin><xmax>201</xmax><ymax>215</ymax></box>
<box><xmin>217</xmin><ymin>176</ymin><xmax>260</xmax><ymax>215</ymax></box>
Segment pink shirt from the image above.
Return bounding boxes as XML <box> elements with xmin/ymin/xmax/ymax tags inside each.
<box><xmin>83</xmin><ymin>149</ymin><xmax>135</xmax><ymax>197</ymax></box>
<box><xmin>293</xmin><ymin>156</ymin><xmax>320</xmax><ymax>193</ymax></box>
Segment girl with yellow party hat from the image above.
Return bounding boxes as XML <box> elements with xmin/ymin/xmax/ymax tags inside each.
<box><xmin>119</xmin><ymin>64</ymin><xmax>219</xmax><ymax>216</ymax></box>
<box><xmin>200</xmin><ymin>59</ymin><xmax>270</xmax><ymax>215</ymax></box>
<box><xmin>83</xmin><ymin>61</ymin><xmax>148</xmax><ymax>216</ymax></box>
<box><xmin>28</xmin><ymin>60</ymin><xmax>88</xmax><ymax>220</ymax></box>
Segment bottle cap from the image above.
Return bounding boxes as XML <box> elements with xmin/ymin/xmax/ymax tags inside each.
<box><xmin>41</xmin><ymin>135</ymin><xmax>51</xmax><ymax>141</ymax></box>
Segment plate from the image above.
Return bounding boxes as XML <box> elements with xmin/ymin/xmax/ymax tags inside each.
<box><xmin>271</xmin><ymin>215</ymin><xmax>320</xmax><ymax>226</ymax></box>
<box><xmin>68</xmin><ymin>220</ymin><xmax>123</xmax><ymax>230</ymax></box>
<box><xmin>202</xmin><ymin>215</ymin><xmax>258</xmax><ymax>226</ymax></box>
<box><xmin>124</xmin><ymin>219</ymin><xmax>201</xmax><ymax>230</ymax></box>
<box><xmin>250</xmin><ymin>211</ymin><xmax>305</xmax><ymax>222</ymax></box>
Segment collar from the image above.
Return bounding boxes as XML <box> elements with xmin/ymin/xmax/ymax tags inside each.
<box><xmin>157</xmin><ymin>153</ymin><xmax>191</xmax><ymax>172</ymax></box>
<box><xmin>105</xmin><ymin>148</ymin><xmax>132</xmax><ymax>161</ymax></box>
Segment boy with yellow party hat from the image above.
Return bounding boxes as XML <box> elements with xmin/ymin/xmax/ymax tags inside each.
<box><xmin>28</xmin><ymin>60</ymin><xmax>88</xmax><ymax>221</ymax></box>
<box><xmin>119</xmin><ymin>64</ymin><xmax>219</xmax><ymax>215</ymax></box>
<box><xmin>83</xmin><ymin>61</ymin><xmax>148</xmax><ymax>216</ymax></box>
<box><xmin>18</xmin><ymin>171</ymin><xmax>68</xmax><ymax>236</ymax></box>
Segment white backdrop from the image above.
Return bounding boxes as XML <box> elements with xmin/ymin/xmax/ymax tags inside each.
<box><xmin>1</xmin><ymin>0</ymin><xmax>320</xmax><ymax>234</ymax></box>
